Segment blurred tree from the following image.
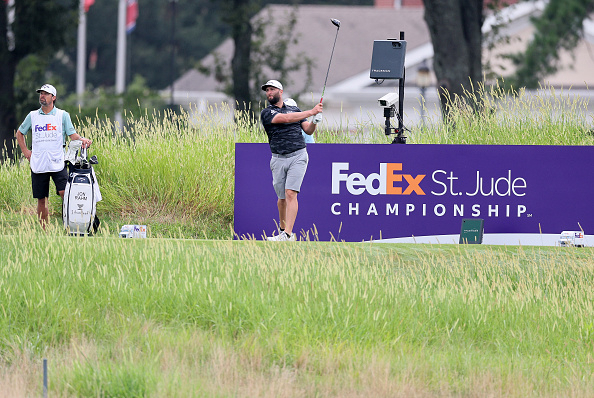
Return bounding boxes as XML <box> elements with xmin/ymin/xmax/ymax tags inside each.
<box><xmin>424</xmin><ymin>0</ymin><xmax>594</xmax><ymax>120</ymax></box>
<box><xmin>13</xmin><ymin>54</ymin><xmax>53</xmax><ymax>123</ymax></box>
<box><xmin>508</xmin><ymin>0</ymin><xmax>594</xmax><ymax>88</ymax></box>
<box><xmin>207</xmin><ymin>5</ymin><xmax>315</xmax><ymax>112</ymax></box>
<box><xmin>423</xmin><ymin>0</ymin><xmax>485</xmax><ymax>120</ymax></box>
<box><xmin>60</xmin><ymin>75</ymin><xmax>167</xmax><ymax>124</ymax></box>
<box><xmin>0</xmin><ymin>0</ymin><xmax>78</xmax><ymax>160</ymax></box>
<box><xmin>50</xmin><ymin>0</ymin><xmax>372</xmax><ymax>94</ymax></box>
<box><xmin>49</xmin><ymin>0</ymin><xmax>230</xmax><ymax>91</ymax></box>
<box><xmin>250</xmin><ymin>7</ymin><xmax>315</xmax><ymax>105</ymax></box>
<box><xmin>0</xmin><ymin>0</ymin><xmax>374</xmax><ymax>156</ymax></box>
<box><xmin>218</xmin><ymin>0</ymin><xmax>261</xmax><ymax>112</ymax></box>
<box><xmin>213</xmin><ymin>0</ymin><xmax>372</xmax><ymax>112</ymax></box>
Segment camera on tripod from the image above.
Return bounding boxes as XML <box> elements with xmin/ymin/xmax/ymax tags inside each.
<box><xmin>369</xmin><ymin>34</ymin><xmax>407</xmax><ymax>144</ymax></box>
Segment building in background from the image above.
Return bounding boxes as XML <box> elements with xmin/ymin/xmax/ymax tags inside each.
<box><xmin>168</xmin><ymin>0</ymin><xmax>594</xmax><ymax>130</ymax></box>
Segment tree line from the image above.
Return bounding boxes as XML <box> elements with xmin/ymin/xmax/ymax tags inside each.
<box><xmin>1</xmin><ymin>0</ymin><xmax>592</xmax><ymax>159</ymax></box>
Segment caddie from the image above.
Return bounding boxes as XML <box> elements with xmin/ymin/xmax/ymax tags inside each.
<box><xmin>16</xmin><ymin>84</ymin><xmax>92</xmax><ymax>229</ymax></box>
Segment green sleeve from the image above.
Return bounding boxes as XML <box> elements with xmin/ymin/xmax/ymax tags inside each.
<box><xmin>18</xmin><ymin>112</ymin><xmax>32</xmax><ymax>135</ymax></box>
<box><xmin>63</xmin><ymin>111</ymin><xmax>77</xmax><ymax>136</ymax></box>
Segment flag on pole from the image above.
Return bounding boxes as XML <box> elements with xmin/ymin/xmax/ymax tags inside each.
<box><xmin>126</xmin><ymin>0</ymin><xmax>138</xmax><ymax>33</ymax></box>
<box><xmin>89</xmin><ymin>48</ymin><xmax>98</xmax><ymax>69</ymax></box>
<box><xmin>84</xmin><ymin>0</ymin><xmax>95</xmax><ymax>13</ymax></box>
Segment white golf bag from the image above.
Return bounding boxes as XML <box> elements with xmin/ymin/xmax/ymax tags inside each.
<box><xmin>63</xmin><ymin>143</ymin><xmax>101</xmax><ymax>235</ymax></box>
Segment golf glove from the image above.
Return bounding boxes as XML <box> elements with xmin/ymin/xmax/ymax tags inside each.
<box><xmin>64</xmin><ymin>140</ymin><xmax>82</xmax><ymax>164</ymax></box>
<box><xmin>312</xmin><ymin>113</ymin><xmax>323</xmax><ymax>124</ymax></box>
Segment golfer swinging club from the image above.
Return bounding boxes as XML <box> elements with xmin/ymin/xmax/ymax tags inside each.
<box><xmin>260</xmin><ymin>80</ymin><xmax>323</xmax><ymax>241</ymax></box>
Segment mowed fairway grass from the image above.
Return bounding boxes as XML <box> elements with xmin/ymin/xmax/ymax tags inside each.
<box><xmin>1</xmin><ymin>86</ymin><xmax>594</xmax><ymax>396</ymax></box>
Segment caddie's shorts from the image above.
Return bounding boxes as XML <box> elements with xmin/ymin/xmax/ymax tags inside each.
<box><xmin>270</xmin><ymin>148</ymin><xmax>308</xmax><ymax>199</ymax></box>
<box><xmin>31</xmin><ymin>166</ymin><xmax>68</xmax><ymax>199</ymax></box>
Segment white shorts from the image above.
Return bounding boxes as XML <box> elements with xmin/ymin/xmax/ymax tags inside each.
<box><xmin>270</xmin><ymin>148</ymin><xmax>308</xmax><ymax>199</ymax></box>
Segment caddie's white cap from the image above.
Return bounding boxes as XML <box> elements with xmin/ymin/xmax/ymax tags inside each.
<box><xmin>36</xmin><ymin>84</ymin><xmax>57</xmax><ymax>96</ymax></box>
<box><xmin>284</xmin><ymin>98</ymin><xmax>297</xmax><ymax>107</ymax></box>
<box><xmin>261</xmin><ymin>79</ymin><xmax>283</xmax><ymax>91</ymax></box>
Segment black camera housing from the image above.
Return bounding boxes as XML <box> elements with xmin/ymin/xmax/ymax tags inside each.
<box><xmin>369</xmin><ymin>40</ymin><xmax>407</xmax><ymax>80</ymax></box>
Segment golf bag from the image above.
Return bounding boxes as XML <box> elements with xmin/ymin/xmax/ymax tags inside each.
<box><xmin>63</xmin><ymin>144</ymin><xmax>101</xmax><ymax>235</ymax></box>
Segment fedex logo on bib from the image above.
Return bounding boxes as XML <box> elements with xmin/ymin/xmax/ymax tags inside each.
<box><xmin>34</xmin><ymin>123</ymin><xmax>58</xmax><ymax>132</ymax></box>
<box><xmin>332</xmin><ymin>162</ymin><xmax>425</xmax><ymax>195</ymax></box>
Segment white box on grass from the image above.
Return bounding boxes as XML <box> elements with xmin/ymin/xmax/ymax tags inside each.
<box><xmin>119</xmin><ymin>225</ymin><xmax>147</xmax><ymax>238</ymax></box>
<box><xmin>559</xmin><ymin>231</ymin><xmax>584</xmax><ymax>247</ymax></box>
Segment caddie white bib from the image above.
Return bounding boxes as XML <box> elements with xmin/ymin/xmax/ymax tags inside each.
<box><xmin>30</xmin><ymin>109</ymin><xmax>65</xmax><ymax>173</ymax></box>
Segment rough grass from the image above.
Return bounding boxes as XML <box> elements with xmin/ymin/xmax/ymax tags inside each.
<box><xmin>1</xmin><ymin>87</ymin><xmax>593</xmax><ymax>397</ymax></box>
<box><xmin>0</xmin><ymin>228</ymin><xmax>593</xmax><ymax>397</ymax></box>
<box><xmin>3</xmin><ymin>86</ymin><xmax>593</xmax><ymax>238</ymax></box>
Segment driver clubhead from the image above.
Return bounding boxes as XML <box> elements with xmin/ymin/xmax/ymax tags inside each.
<box><xmin>89</xmin><ymin>155</ymin><xmax>99</xmax><ymax>165</ymax></box>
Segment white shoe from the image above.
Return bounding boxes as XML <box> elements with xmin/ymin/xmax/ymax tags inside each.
<box><xmin>267</xmin><ymin>233</ymin><xmax>285</xmax><ymax>241</ymax></box>
<box><xmin>267</xmin><ymin>232</ymin><xmax>296</xmax><ymax>241</ymax></box>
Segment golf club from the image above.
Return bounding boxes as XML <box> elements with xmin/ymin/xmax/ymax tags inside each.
<box><xmin>320</xmin><ymin>18</ymin><xmax>341</xmax><ymax>104</ymax></box>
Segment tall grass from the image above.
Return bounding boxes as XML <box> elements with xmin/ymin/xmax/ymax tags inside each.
<box><xmin>1</xmin><ymin>89</ymin><xmax>593</xmax><ymax>396</ymax></box>
<box><xmin>1</xmin><ymin>87</ymin><xmax>592</xmax><ymax>237</ymax></box>
<box><xmin>0</xmin><ymin>228</ymin><xmax>593</xmax><ymax>396</ymax></box>
<box><xmin>410</xmin><ymin>84</ymin><xmax>594</xmax><ymax>146</ymax></box>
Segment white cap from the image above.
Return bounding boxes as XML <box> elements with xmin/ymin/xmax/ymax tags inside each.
<box><xmin>36</xmin><ymin>84</ymin><xmax>57</xmax><ymax>96</ymax></box>
<box><xmin>261</xmin><ymin>79</ymin><xmax>283</xmax><ymax>91</ymax></box>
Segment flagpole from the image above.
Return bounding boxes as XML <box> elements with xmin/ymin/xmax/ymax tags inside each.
<box><xmin>169</xmin><ymin>0</ymin><xmax>178</xmax><ymax>109</ymax></box>
<box><xmin>76</xmin><ymin>0</ymin><xmax>86</xmax><ymax>106</ymax></box>
<box><xmin>115</xmin><ymin>0</ymin><xmax>127</xmax><ymax>127</ymax></box>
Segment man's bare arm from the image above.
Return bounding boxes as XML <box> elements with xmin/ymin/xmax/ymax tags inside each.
<box><xmin>16</xmin><ymin>131</ymin><xmax>31</xmax><ymax>160</ymax></box>
<box><xmin>302</xmin><ymin>121</ymin><xmax>316</xmax><ymax>135</ymax></box>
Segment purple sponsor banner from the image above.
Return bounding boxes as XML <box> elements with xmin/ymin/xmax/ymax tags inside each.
<box><xmin>234</xmin><ymin>143</ymin><xmax>594</xmax><ymax>241</ymax></box>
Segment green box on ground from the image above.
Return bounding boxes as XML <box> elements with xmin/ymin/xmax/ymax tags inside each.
<box><xmin>459</xmin><ymin>218</ymin><xmax>484</xmax><ymax>244</ymax></box>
